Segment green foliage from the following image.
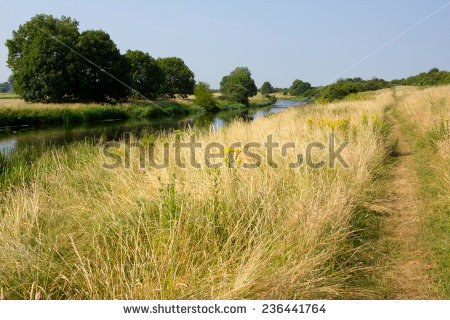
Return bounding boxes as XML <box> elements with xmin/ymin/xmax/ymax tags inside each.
<box><xmin>260</xmin><ymin>81</ymin><xmax>274</xmax><ymax>94</ymax></box>
<box><xmin>157</xmin><ymin>57</ymin><xmax>195</xmax><ymax>98</ymax></box>
<box><xmin>220</xmin><ymin>67</ymin><xmax>257</xmax><ymax>96</ymax></box>
<box><xmin>6</xmin><ymin>14</ymin><xmax>130</xmax><ymax>102</ymax></box>
<box><xmin>0</xmin><ymin>82</ymin><xmax>9</xmax><ymax>93</ymax></box>
<box><xmin>289</xmin><ymin>79</ymin><xmax>311</xmax><ymax>96</ymax></box>
<box><xmin>426</xmin><ymin>119</ymin><xmax>449</xmax><ymax>149</ymax></box>
<box><xmin>194</xmin><ymin>81</ymin><xmax>216</xmax><ymax>112</ymax></box>
<box><xmin>76</xmin><ymin>30</ymin><xmax>130</xmax><ymax>102</ymax></box>
<box><xmin>8</xmin><ymin>75</ymin><xmax>14</xmax><ymax>92</ymax></box>
<box><xmin>263</xmin><ymin>94</ymin><xmax>277</xmax><ymax>104</ymax></box>
<box><xmin>124</xmin><ymin>50</ymin><xmax>163</xmax><ymax>99</ymax></box>
<box><xmin>391</xmin><ymin>68</ymin><xmax>450</xmax><ymax>86</ymax></box>
<box><xmin>318</xmin><ymin>77</ymin><xmax>388</xmax><ymax>102</ymax></box>
<box><xmin>222</xmin><ymin>83</ymin><xmax>249</xmax><ymax>107</ymax></box>
<box><xmin>215</xmin><ymin>99</ymin><xmax>246</xmax><ymax>110</ymax></box>
<box><xmin>0</xmin><ymin>102</ymin><xmax>194</xmax><ymax>127</ymax></box>
<box><xmin>220</xmin><ymin>67</ymin><xmax>257</xmax><ymax>106</ymax></box>
<box><xmin>319</xmin><ymin>81</ymin><xmax>358</xmax><ymax>102</ymax></box>
<box><xmin>6</xmin><ymin>14</ymin><xmax>81</xmax><ymax>102</ymax></box>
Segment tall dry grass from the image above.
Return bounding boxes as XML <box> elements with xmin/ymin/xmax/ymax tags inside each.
<box><xmin>394</xmin><ymin>85</ymin><xmax>450</xmax><ymax>160</ymax></box>
<box><xmin>393</xmin><ymin>85</ymin><xmax>449</xmax><ymax>296</ymax></box>
<box><xmin>0</xmin><ymin>90</ymin><xmax>394</xmax><ymax>299</ymax></box>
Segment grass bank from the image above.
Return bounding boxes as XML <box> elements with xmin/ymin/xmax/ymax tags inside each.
<box><xmin>282</xmin><ymin>94</ymin><xmax>315</xmax><ymax>104</ymax></box>
<box><xmin>0</xmin><ymin>93</ymin><xmax>20</xmax><ymax>100</ymax></box>
<box><xmin>0</xmin><ymin>89</ymin><xmax>394</xmax><ymax>299</ymax></box>
<box><xmin>0</xmin><ymin>99</ymin><xmax>199</xmax><ymax>127</ymax></box>
<box><xmin>215</xmin><ymin>94</ymin><xmax>277</xmax><ymax>111</ymax></box>
<box><xmin>0</xmin><ymin>94</ymin><xmax>277</xmax><ymax>127</ymax></box>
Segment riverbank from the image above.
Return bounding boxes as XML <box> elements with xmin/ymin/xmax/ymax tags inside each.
<box><xmin>0</xmin><ymin>89</ymin><xmax>394</xmax><ymax>299</ymax></box>
<box><xmin>0</xmin><ymin>95</ymin><xmax>278</xmax><ymax>127</ymax></box>
<box><xmin>0</xmin><ymin>100</ymin><xmax>196</xmax><ymax>127</ymax></box>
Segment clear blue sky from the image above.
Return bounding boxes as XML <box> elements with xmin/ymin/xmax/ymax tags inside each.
<box><xmin>0</xmin><ymin>0</ymin><xmax>449</xmax><ymax>88</ymax></box>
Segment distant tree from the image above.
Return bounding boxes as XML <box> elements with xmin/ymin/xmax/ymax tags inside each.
<box><xmin>401</xmin><ymin>68</ymin><xmax>450</xmax><ymax>86</ymax></box>
<box><xmin>220</xmin><ymin>67</ymin><xmax>257</xmax><ymax>106</ymax></box>
<box><xmin>194</xmin><ymin>81</ymin><xmax>216</xmax><ymax>112</ymax></box>
<box><xmin>157</xmin><ymin>57</ymin><xmax>195</xmax><ymax>98</ymax></box>
<box><xmin>220</xmin><ymin>67</ymin><xmax>257</xmax><ymax>97</ymax></box>
<box><xmin>260</xmin><ymin>81</ymin><xmax>274</xmax><ymax>94</ymax></box>
<box><xmin>289</xmin><ymin>79</ymin><xmax>312</xmax><ymax>96</ymax></box>
<box><xmin>7</xmin><ymin>75</ymin><xmax>14</xmax><ymax>92</ymax></box>
<box><xmin>319</xmin><ymin>81</ymin><xmax>358</xmax><ymax>101</ymax></box>
<box><xmin>76</xmin><ymin>30</ymin><xmax>130</xmax><ymax>102</ymax></box>
<box><xmin>124</xmin><ymin>50</ymin><xmax>163</xmax><ymax>99</ymax></box>
<box><xmin>0</xmin><ymin>82</ymin><xmax>9</xmax><ymax>93</ymax></box>
<box><xmin>6</xmin><ymin>14</ymin><xmax>80</xmax><ymax>102</ymax></box>
<box><xmin>222</xmin><ymin>83</ymin><xmax>249</xmax><ymax>106</ymax></box>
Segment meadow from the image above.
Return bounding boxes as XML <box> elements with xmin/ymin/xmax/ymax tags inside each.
<box><xmin>0</xmin><ymin>86</ymin><xmax>448</xmax><ymax>299</ymax></box>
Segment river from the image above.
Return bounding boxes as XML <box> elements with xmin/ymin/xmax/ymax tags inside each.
<box><xmin>0</xmin><ymin>100</ymin><xmax>304</xmax><ymax>154</ymax></box>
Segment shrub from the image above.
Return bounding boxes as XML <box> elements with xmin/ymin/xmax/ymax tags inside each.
<box><xmin>194</xmin><ymin>82</ymin><xmax>216</xmax><ymax>112</ymax></box>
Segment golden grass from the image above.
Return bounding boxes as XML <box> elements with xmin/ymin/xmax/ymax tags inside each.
<box><xmin>0</xmin><ymin>98</ymin><xmax>188</xmax><ymax>110</ymax></box>
<box><xmin>0</xmin><ymin>89</ymin><xmax>395</xmax><ymax>299</ymax></box>
<box><xmin>272</xmin><ymin>92</ymin><xmax>295</xmax><ymax>99</ymax></box>
<box><xmin>0</xmin><ymin>98</ymin><xmax>106</xmax><ymax>110</ymax></box>
<box><xmin>395</xmin><ymin>85</ymin><xmax>450</xmax><ymax>190</ymax></box>
<box><xmin>392</xmin><ymin>85</ymin><xmax>450</xmax><ymax>297</ymax></box>
<box><xmin>0</xmin><ymin>93</ymin><xmax>273</xmax><ymax>110</ymax></box>
<box><xmin>395</xmin><ymin>85</ymin><xmax>449</xmax><ymax>175</ymax></box>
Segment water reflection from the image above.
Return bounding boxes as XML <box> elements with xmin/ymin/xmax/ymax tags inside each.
<box><xmin>0</xmin><ymin>100</ymin><xmax>305</xmax><ymax>154</ymax></box>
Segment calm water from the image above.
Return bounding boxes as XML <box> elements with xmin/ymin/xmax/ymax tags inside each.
<box><xmin>0</xmin><ymin>100</ymin><xmax>304</xmax><ymax>154</ymax></box>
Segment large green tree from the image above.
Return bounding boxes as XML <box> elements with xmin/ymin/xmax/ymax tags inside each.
<box><xmin>222</xmin><ymin>83</ymin><xmax>249</xmax><ymax>106</ymax></box>
<box><xmin>76</xmin><ymin>30</ymin><xmax>130</xmax><ymax>102</ymax></box>
<box><xmin>124</xmin><ymin>50</ymin><xmax>163</xmax><ymax>99</ymax></box>
<box><xmin>6</xmin><ymin>14</ymin><xmax>80</xmax><ymax>102</ymax></box>
<box><xmin>289</xmin><ymin>79</ymin><xmax>312</xmax><ymax>96</ymax></box>
<box><xmin>220</xmin><ymin>67</ymin><xmax>257</xmax><ymax>106</ymax></box>
<box><xmin>260</xmin><ymin>81</ymin><xmax>274</xmax><ymax>94</ymax></box>
<box><xmin>6</xmin><ymin>14</ymin><xmax>131</xmax><ymax>102</ymax></box>
<box><xmin>220</xmin><ymin>67</ymin><xmax>257</xmax><ymax>96</ymax></box>
<box><xmin>157</xmin><ymin>57</ymin><xmax>195</xmax><ymax>98</ymax></box>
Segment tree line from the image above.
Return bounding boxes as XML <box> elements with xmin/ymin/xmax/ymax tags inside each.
<box><xmin>6</xmin><ymin>14</ymin><xmax>195</xmax><ymax>103</ymax></box>
<box><xmin>6</xmin><ymin>14</ymin><xmax>261</xmax><ymax>110</ymax></box>
<box><xmin>316</xmin><ymin>68</ymin><xmax>450</xmax><ymax>102</ymax></box>
<box><xmin>6</xmin><ymin>14</ymin><xmax>449</xmax><ymax>106</ymax></box>
<box><xmin>259</xmin><ymin>67</ymin><xmax>450</xmax><ymax>102</ymax></box>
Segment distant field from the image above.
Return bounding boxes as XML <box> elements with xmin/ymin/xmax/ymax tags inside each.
<box><xmin>0</xmin><ymin>93</ymin><xmax>20</xmax><ymax>99</ymax></box>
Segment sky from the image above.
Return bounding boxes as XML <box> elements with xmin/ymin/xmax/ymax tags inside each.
<box><xmin>0</xmin><ymin>0</ymin><xmax>449</xmax><ymax>89</ymax></box>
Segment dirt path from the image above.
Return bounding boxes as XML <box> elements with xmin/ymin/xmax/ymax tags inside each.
<box><xmin>381</xmin><ymin>113</ymin><xmax>439</xmax><ymax>299</ymax></box>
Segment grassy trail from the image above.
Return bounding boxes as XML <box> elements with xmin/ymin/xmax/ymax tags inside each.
<box><xmin>367</xmin><ymin>85</ymin><xmax>449</xmax><ymax>298</ymax></box>
<box><xmin>380</xmin><ymin>112</ymin><xmax>441</xmax><ymax>298</ymax></box>
<box><xmin>358</xmin><ymin>87</ymin><xmax>449</xmax><ymax>299</ymax></box>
